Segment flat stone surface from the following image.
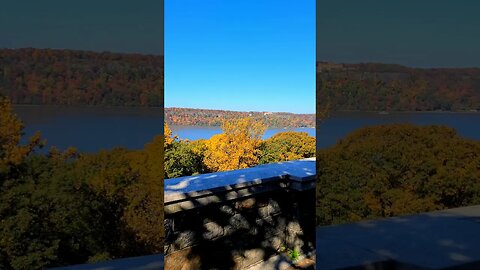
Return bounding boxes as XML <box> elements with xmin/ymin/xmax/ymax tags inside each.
<box><xmin>165</xmin><ymin>158</ymin><xmax>315</xmax><ymax>203</ymax></box>
<box><xmin>246</xmin><ymin>253</ymin><xmax>315</xmax><ymax>270</ymax></box>
<box><xmin>317</xmin><ymin>206</ymin><xmax>480</xmax><ymax>269</ymax></box>
<box><xmin>245</xmin><ymin>254</ymin><xmax>294</xmax><ymax>270</ymax></box>
<box><xmin>50</xmin><ymin>254</ymin><xmax>164</xmax><ymax>270</ymax></box>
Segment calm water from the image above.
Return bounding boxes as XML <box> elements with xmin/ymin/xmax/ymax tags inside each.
<box><xmin>13</xmin><ymin>106</ymin><xmax>480</xmax><ymax>152</ymax></box>
<box><xmin>15</xmin><ymin>106</ymin><xmax>165</xmax><ymax>153</ymax></box>
<box><xmin>317</xmin><ymin>112</ymin><xmax>480</xmax><ymax>148</ymax></box>
<box><xmin>170</xmin><ymin>125</ymin><xmax>316</xmax><ymax>141</ymax></box>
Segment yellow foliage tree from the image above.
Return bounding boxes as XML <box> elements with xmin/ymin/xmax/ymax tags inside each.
<box><xmin>0</xmin><ymin>97</ymin><xmax>42</xmax><ymax>174</ymax></box>
<box><xmin>164</xmin><ymin>122</ymin><xmax>176</xmax><ymax>148</ymax></box>
<box><xmin>124</xmin><ymin>135</ymin><xmax>164</xmax><ymax>252</ymax></box>
<box><xmin>204</xmin><ymin>117</ymin><xmax>266</xmax><ymax>172</ymax></box>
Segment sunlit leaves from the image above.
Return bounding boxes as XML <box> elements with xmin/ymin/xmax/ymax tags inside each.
<box><xmin>203</xmin><ymin>117</ymin><xmax>266</xmax><ymax>172</ymax></box>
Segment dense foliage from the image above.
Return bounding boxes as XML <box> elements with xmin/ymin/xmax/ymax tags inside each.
<box><xmin>0</xmin><ymin>97</ymin><xmax>163</xmax><ymax>270</ymax></box>
<box><xmin>259</xmin><ymin>132</ymin><xmax>316</xmax><ymax>164</ymax></box>
<box><xmin>165</xmin><ymin>107</ymin><xmax>315</xmax><ymax>128</ymax></box>
<box><xmin>203</xmin><ymin>118</ymin><xmax>266</xmax><ymax>171</ymax></box>
<box><xmin>316</xmin><ymin>124</ymin><xmax>480</xmax><ymax>226</ymax></box>
<box><xmin>317</xmin><ymin>62</ymin><xmax>480</xmax><ymax>112</ymax></box>
<box><xmin>164</xmin><ymin>139</ymin><xmax>206</xmax><ymax>179</ymax></box>
<box><xmin>0</xmin><ymin>48</ymin><xmax>163</xmax><ymax>106</ymax></box>
<box><xmin>164</xmin><ymin>119</ymin><xmax>316</xmax><ymax>179</ymax></box>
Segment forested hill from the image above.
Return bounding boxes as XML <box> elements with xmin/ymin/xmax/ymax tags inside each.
<box><xmin>165</xmin><ymin>108</ymin><xmax>315</xmax><ymax>128</ymax></box>
<box><xmin>0</xmin><ymin>48</ymin><xmax>163</xmax><ymax>106</ymax></box>
<box><xmin>317</xmin><ymin>62</ymin><xmax>480</xmax><ymax>112</ymax></box>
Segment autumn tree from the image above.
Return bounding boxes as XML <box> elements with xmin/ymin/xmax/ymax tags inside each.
<box><xmin>164</xmin><ymin>122</ymin><xmax>176</xmax><ymax>147</ymax></box>
<box><xmin>123</xmin><ymin>135</ymin><xmax>164</xmax><ymax>253</ymax></box>
<box><xmin>203</xmin><ymin>117</ymin><xmax>266</xmax><ymax>172</ymax></box>
<box><xmin>0</xmin><ymin>96</ymin><xmax>42</xmax><ymax>177</ymax></box>
<box><xmin>0</xmin><ymin>106</ymin><xmax>166</xmax><ymax>269</ymax></box>
<box><xmin>316</xmin><ymin>124</ymin><xmax>480</xmax><ymax>226</ymax></box>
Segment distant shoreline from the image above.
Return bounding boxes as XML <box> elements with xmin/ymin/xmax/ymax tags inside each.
<box><xmin>165</xmin><ymin>107</ymin><xmax>314</xmax><ymax>115</ymax></box>
<box><xmin>330</xmin><ymin>110</ymin><xmax>479</xmax><ymax>114</ymax></box>
<box><xmin>12</xmin><ymin>104</ymin><xmax>164</xmax><ymax>109</ymax></box>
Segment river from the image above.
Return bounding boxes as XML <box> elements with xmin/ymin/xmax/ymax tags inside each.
<box><xmin>12</xmin><ymin>106</ymin><xmax>480</xmax><ymax>152</ymax></box>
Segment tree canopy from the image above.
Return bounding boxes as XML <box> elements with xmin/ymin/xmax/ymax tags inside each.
<box><xmin>203</xmin><ymin>117</ymin><xmax>266</xmax><ymax>172</ymax></box>
<box><xmin>259</xmin><ymin>131</ymin><xmax>316</xmax><ymax>164</ymax></box>
<box><xmin>316</xmin><ymin>124</ymin><xmax>480</xmax><ymax>226</ymax></box>
<box><xmin>0</xmin><ymin>98</ymin><xmax>164</xmax><ymax>270</ymax></box>
<box><xmin>164</xmin><ymin>119</ymin><xmax>316</xmax><ymax>178</ymax></box>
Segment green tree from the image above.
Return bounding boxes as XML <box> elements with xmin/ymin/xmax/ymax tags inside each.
<box><xmin>165</xmin><ymin>140</ymin><xmax>206</xmax><ymax>178</ymax></box>
<box><xmin>259</xmin><ymin>131</ymin><xmax>315</xmax><ymax>164</ymax></box>
<box><xmin>0</xmin><ymin>152</ymin><xmax>135</xmax><ymax>270</ymax></box>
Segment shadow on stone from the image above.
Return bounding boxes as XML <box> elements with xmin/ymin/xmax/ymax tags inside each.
<box><xmin>316</xmin><ymin>206</ymin><xmax>480</xmax><ymax>270</ymax></box>
<box><xmin>164</xmin><ymin>160</ymin><xmax>316</xmax><ymax>270</ymax></box>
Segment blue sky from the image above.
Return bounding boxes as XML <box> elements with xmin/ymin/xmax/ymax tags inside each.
<box><xmin>0</xmin><ymin>0</ymin><xmax>163</xmax><ymax>55</ymax></box>
<box><xmin>318</xmin><ymin>0</ymin><xmax>480</xmax><ymax>67</ymax></box>
<box><xmin>165</xmin><ymin>0</ymin><xmax>315</xmax><ymax>114</ymax></box>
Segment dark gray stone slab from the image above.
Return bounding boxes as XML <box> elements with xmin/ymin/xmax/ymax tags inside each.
<box><xmin>317</xmin><ymin>206</ymin><xmax>480</xmax><ymax>269</ymax></box>
<box><xmin>50</xmin><ymin>254</ymin><xmax>164</xmax><ymax>270</ymax></box>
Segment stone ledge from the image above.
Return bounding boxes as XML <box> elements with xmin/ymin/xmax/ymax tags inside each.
<box><xmin>49</xmin><ymin>254</ymin><xmax>164</xmax><ymax>270</ymax></box>
<box><xmin>316</xmin><ymin>205</ymin><xmax>480</xmax><ymax>269</ymax></box>
<box><xmin>165</xmin><ymin>158</ymin><xmax>316</xmax><ymax>214</ymax></box>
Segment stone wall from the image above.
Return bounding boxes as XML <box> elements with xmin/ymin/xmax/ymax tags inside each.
<box><xmin>164</xmin><ymin>159</ymin><xmax>316</xmax><ymax>270</ymax></box>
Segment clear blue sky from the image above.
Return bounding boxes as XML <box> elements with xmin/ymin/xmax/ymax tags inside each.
<box><xmin>0</xmin><ymin>0</ymin><xmax>163</xmax><ymax>55</ymax></box>
<box><xmin>165</xmin><ymin>0</ymin><xmax>315</xmax><ymax>114</ymax></box>
<box><xmin>318</xmin><ymin>0</ymin><xmax>480</xmax><ymax>68</ymax></box>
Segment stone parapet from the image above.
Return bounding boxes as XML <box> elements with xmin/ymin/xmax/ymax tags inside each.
<box><xmin>164</xmin><ymin>159</ymin><xmax>316</xmax><ymax>270</ymax></box>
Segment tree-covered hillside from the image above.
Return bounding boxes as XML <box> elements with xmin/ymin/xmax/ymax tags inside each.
<box><xmin>317</xmin><ymin>62</ymin><xmax>480</xmax><ymax>112</ymax></box>
<box><xmin>165</xmin><ymin>107</ymin><xmax>315</xmax><ymax>128</ymax></box>
<box><xmin>0</xmin><ymin>48</ymin><xmax>163</xmax><ymax>106</ymax></box>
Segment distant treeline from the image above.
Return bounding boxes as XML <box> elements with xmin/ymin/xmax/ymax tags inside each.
<box><xmin>0</xmin><ymin>48</ymin><xmax>163</xmax><ymax>106</ymax></box>
<box><xmin>165</xmin><ymin>107</ymin><xmax>315</xmax><ymax>128</ymax></box>
<box><xmin>317</xmin><ymin>62</ymin><xmax>480</xmax><ymax>112</ymax></box>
